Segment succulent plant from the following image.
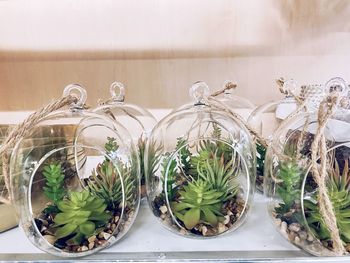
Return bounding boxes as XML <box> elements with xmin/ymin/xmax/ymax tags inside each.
<box><xmin>87</xmin><ymin>161</ymin><xmax>121</xmax><ymax>209</ymax></box>
<box><xmin>304</xmin><ymin>159</ymin><xmax>350</xmax><ymax>243</ymax></box>
<box><xmin>87</xmin><ymin>137</ymin><xmax>136</xmax><ymax>209</ymax></box>
<box><xmin>176</xmin><ymin>138</ymin><xmax>192</xmax><ymax>174</ymax></box>
<box><xmin>161</xmin><ymin>153</ymin><xmax>177</xmax><ymax>201</ymax></box>
<box><xmin>42</xmin><ymin>163</ymin><xmax>65</xmax><ymax>204</ymax></box>
<box><xmin>211</xmin><ymin>123</ymin><xmax>222</xmax><ymax>139</ymax></box>
<box><xmin>145</xmin><ymin>139</ymin><xmax>161</xmax><ymax>180</ymax></box>
<box><xmin>190</xmin><ymin>137</ymin><xmax>234</xmax><ymax>175</ymax></box>
<box><xmin>137</xmin><ymin>137</ymin><xmax>146</xmax><ymax>186</ymax></box>
<box><xmin>197</xmin><ymin>153</ymin><xmax>239</xmax><ymax>201</ymax></box>
<box><xmin>89</xmin><ymin>160</ymin><xmax>135</xmax><ymax>209</ymax></box>
<box><xmin>170</xmin><ymin>145</ymin><xmax>239</xmax><ymax>230</ymax></box>
<box><xmin>171</xmin><ymin>180</ymin><xmax>225</xmax><ymax>229</ymax></box>
<box><xmin>275</xmin><ymin>159</ymin><xmax>303</xmax><ymax>215</ymax></box>
<box><xmin>104</xmin><ymin>136</ymin><xmax>119</xmax><ymax>154</ymax></box>
<box><xmin>54</xmin><ymin>190</ymin><xmax>111</xmax><ymax>245</ymax></box>
<box><xmin>159</xmin><ymin>126</ymin><xmax>240</xmax><ymax>231</ymax></box>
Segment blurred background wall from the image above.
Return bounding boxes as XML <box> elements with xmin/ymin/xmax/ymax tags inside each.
<box><xmin>0</xmin><ymin>0</ymin><xmax>349</xmax><ymax>110</ymax></box>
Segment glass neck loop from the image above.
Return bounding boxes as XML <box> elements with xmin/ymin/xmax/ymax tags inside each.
<box><xmin>63</xmin><ymin>84</ymin><xmax>87</xmax><ymax>111</ymax></box>
<box><xmin>190</xmin><ymin>81</ymin><xmax>210</xmax><ymax>106</ymax></box>
<box><xmin>282</xmin><ymin>79</ymin><xmax>298</xmax><ymax>98</ymax></box>
<box><xmin>110</xmin><ymin>81</ymin><xmax>125</xmax><ymax>103</ymax></box>
<box><xmin>324</xmin><ymin>77</ymin><xmax>349</xmax><ymax>110</ymax></box>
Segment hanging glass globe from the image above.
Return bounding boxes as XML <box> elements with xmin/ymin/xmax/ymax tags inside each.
<box><xmin>93</xmin><ymin>82</ymin><xmax>157</xmax><ymax>198</ymax></box>
<box><xmin>10</xmin><ymin>84</ymin><xmax>140</xmax><ymax>257</ymax></box>
<box><xmin>145</xmin><ymin>81</ymin><xmax>256</xmax><ymax>238</ymax></box>
<box><xmin>264</xmin><ymin>77</ymin><xmax>350</xmax><ymax>256</ymax></box>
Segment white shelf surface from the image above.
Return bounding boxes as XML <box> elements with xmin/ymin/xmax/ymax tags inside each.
<box><xmin>0</xmin><ymin>194</ymin><xmax>345</xmax><ymax>262</ymax></box>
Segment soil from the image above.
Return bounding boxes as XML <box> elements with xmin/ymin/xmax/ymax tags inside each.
<box><xmin>273</xmin><ymin>206</ymin><xmax>349</xmax><ymax>256</ymax></box>
<box><xmin>34</xmin><ymin>206</ymin><xmax>133</xmax><ymax>253</ymax></box>
<box><xmin>335</xmin><ymin>145</ymin><xmax>350</xmax><ymax>172</ymax></box>
<box><xmin>273</xmin><ymin>130</ymin><xmax>350</xmax><ymax>255</ymax></box>
<box><xmin>152</xmin><ymin>194</ymin><xmax>246</xmax><ymax>237</ymax></box>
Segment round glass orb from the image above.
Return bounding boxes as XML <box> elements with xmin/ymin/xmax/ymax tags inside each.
<box><xmin>10</xmin><ymin>85</ymin><xmax>140</xmax><ymax>257</ymax></box>
<box><xmin>264</xmin><ymin>78</ymin><xmax>350</xmax><ymax>256</ymax></box>
<box><xmin>93</xmin><ymin>82</ymin><xmax>157</xmax><ymax>198</ymax></box>
<box><xmin>145</xmin><ymin>81</ymin><xmax>256</xmax><ymax>238</ymax></box>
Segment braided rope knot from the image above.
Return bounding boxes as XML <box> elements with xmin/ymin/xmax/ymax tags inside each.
<box><xmin>210</xmin><ymin>81</ymin><xmax>237</xmax><ymax>97</ymax></box>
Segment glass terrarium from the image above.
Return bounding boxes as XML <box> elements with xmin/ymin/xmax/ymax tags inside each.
<box><xmin>264</xmin><ymin>78</ymin><xmax>350</xmax><ymax>256</ymax></box>
<box><xmin>93</xmin><ymin>82</ymin><xmax>156</xmax><ymax>198</ymax></box>
<box><xmin>0</xmin><ymin>124</ymin><xmax>18</xmax><ymax>232</ymax></box>
<box><xmin>10</xmin><ymin>85</ymin><xmax>140</xmax><ymax>257</ymax></box>
<box><xmin>248</xmin><ymin>80</ymin><xmax>325</xmax><ymax>192</ymax></box>
<box><xmin>145</xmin><ymin>81</ymin><xmax>255</xmax><ymax>238</ymax></box>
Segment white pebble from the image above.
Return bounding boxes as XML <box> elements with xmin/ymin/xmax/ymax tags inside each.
<box><xmin>280</xmin><ymin>221</ymin><xmax>288</xmax><ymax>239</ymax></box>
<box><xmin>307</xmin><ymin>233</ymin><xmax>314</xmax><ymax>242</ymax></box>
<box><xmin>218</xmin><ymin>223</ymin><xmax>228</xmax><ymax>234</ymax></box>
<box><xmin>275</xmin><ymin>218</ymin><xmax>282</xmax><ymax>227</ymax></box>
<box><xmin>128</xmin><ymin>211</ymin><xmax>134</xmax><ymax>218</ymax></box>
<box><xmin>201</xmin><ymin>225</ymin><xmax>208</xmax><ymax>236</ymax></box>
<box><xmin>223</xmin><ymin>215</ymin><xmax>230</xmax><ymax>225</ymax></box>
<box><xmin>81</xmin><ymin>246</ymin><xmax>88</xmax><ymax>252</ymax></box>
<box><xmin>288</xmin><ymin>231</ymin><xmax>297</xmax><ymax>241</ymax></box>
<box><xmin>281</xmin><ymin>221</ymin><xmax>287</xmax><ymax>232</ymax></box>
<box><xmin>298</xmin><ymin>231</ymin><xmax>307</xmax><ymax>240</ymax></box>
<box><xmin>163</xmin><ymin>217</ymin><xmax>172</xmax><ymax>226</ymax></box>
<box><xmin>43</xmin><ymin>235</ymin><xmax>56</xmax><ymax>245</ymax></box>
<box><xmin>159</xmin><ymin>205</ymin><xmax>168</xmax><ymax>214</ymax></box>
<box><xmin>103</xmin><ymin>232</ymin><xmax>111</xmax><ymax>240</ymax></box>
<box><xmin>88</xmin><ymin>242</ymin><xmax>94</xmax><ymax>250</ymax></box>
<box><xmin>180</xmin><ymin>229</ymin><xmax>187</xmax><ymax>235</ymax></box>
<box><xmin>88</xmin><ymin>235</ymin><xmax>96</xmax><ymax>243</ymax></box>
<box><xmin>288</xmin><ymin>223</ymin><xmax>301</xmax><ymax>232</ymax></box>
<box><xmin>108</xmin><ymin>236</ymin><xmax>116</xmax><ymax>244</ymax></box>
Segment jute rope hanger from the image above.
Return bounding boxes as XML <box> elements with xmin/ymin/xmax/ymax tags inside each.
<box><xmin>0</xmin><ymin>95</ymin><xmax>78</xmax><ymax>205</ymax></box>
<box><xmin>278</xmin><ymin>78</ymin><xmax>347</xmax><ymax>254</ymax></box>
<box><xmin>275</xmin><ymin>78</ymin><xmax>311</xmax><ymax>161</ymax></box>
<box><xmin>310</xmin><ymin>93</ymin><xmax>345</xmax><ymax>255</ymax></box>
<box><xmin>209</xmin><ymin>79</ymin><xmax>309</xmax><ymax>150</ymax></box>
<box><xmin>209</xmin><ymin>81</ymin><xmax>269</xmax><ymax>149</ymax></box>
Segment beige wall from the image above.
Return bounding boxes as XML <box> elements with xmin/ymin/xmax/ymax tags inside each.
<box><xmin>0</xmin><ymin>0</ymin><xmax>349</xmax><ymax>110</ymax></box>
<box><xmin>1</xmin><ymin>54</ymin><xmax>350</xmax><ymax>110</ymax></box>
